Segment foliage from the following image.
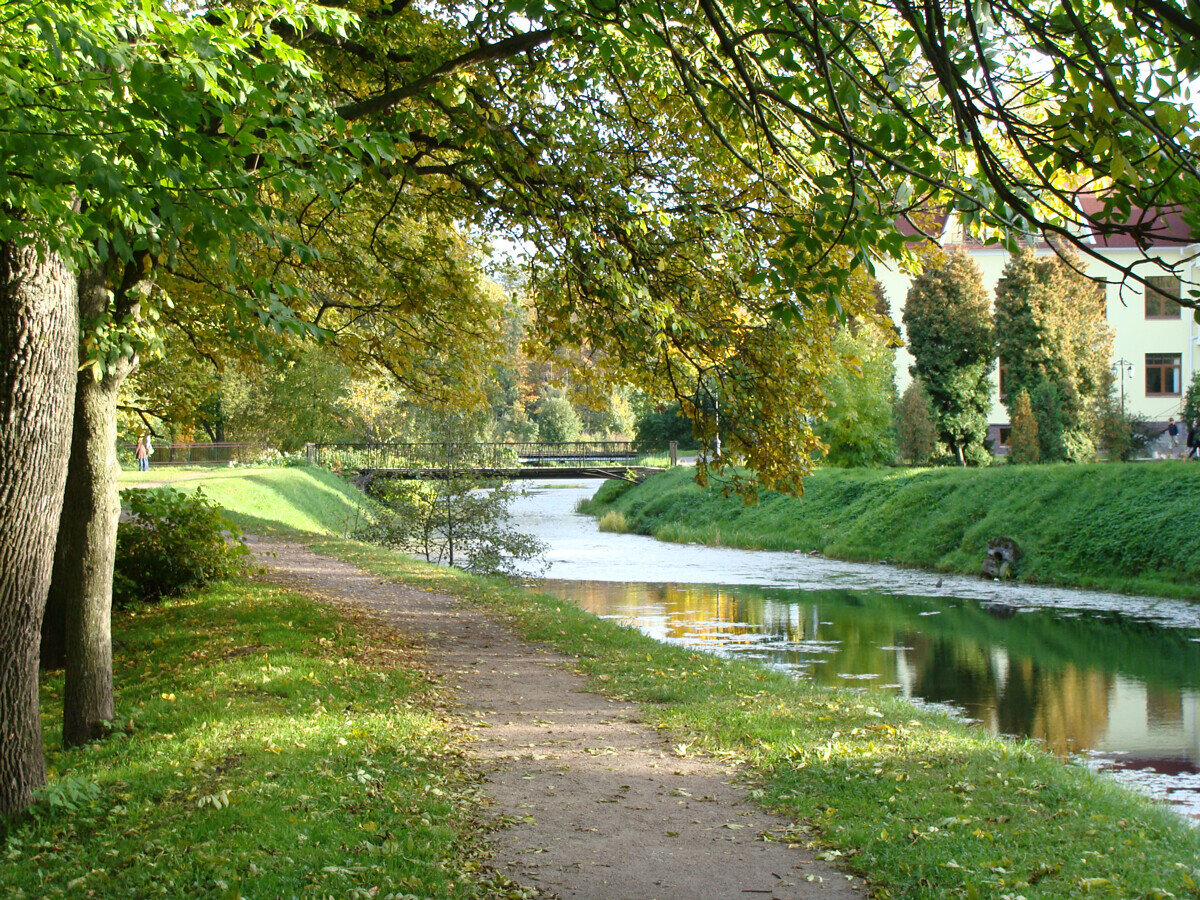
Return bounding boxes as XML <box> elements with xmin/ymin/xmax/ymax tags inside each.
<box><xmin>994</xmin><ymin>249</ymin><xmax>1112</xmax><ymax>458</ymax></box>
<box><xmin>893</xmin><ymin>378</ymin><xmax>937</xmax><ymax>466</ymax></box>
<box><xmin>1008</xmin><ymin>390</ymin><xmax>1040</xmax><ymax>464</ymax></box>
<box><xmin>113</xmin><ymin>489</ymin><xmax>248</xmax><ymax>605</ymax></box>
<box><xmin>1030</xmin><ymin>377</ymin><xmax>1067</xmax><ymax>462</ymax></box>
<box><xmin>326</xmin><ymin>538</ymin><xmax>1200</xmax><ymax>900</ymax></box>
<box><xmin>1096</xmin><ymin>387</ymin><xmax>1155</xmax><ymax>462</ymax></box>
<box><xmin>815</xmin><ymin>327</ymin><xmax>898</xmax><ymax>467</ymax></box>
<box><xmin>535</xmin><ymin>395</ymin><xmax>583</xmax><ymax>444</ymax></box>
<box><xmin>582</xmin><ymin>463</ymin><xmax>1200</xmax><ymax>600</ymax></box>
<box><xmin>3</xmin><ymin>581</ymin><xmax>487</xmax><ymax>897</ymax></box>
<box><xmin>359</xmin><ymin>464</ymin><xmax>545</xmax><ymax>577</ymax></box>
<box><xmin>902</xmin><ymin>251</ymin><xmax>995</xmax><ymax>466</ymax></box>
<box><xmin>633</xmin><ymin>400</ymin><xmax>695</xmax><ymax>447</ymax></box>
<box><xmin>1185</xmin><ymin>371</ymin><xmax>1200</xmax><ymax>426</ymax></box>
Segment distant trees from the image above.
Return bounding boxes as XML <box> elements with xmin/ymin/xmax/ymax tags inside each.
<box><xmin>994</xmin><ymin>250</ymin><xmax>1111</xmax><ymax>462</ymax></box>
<box><xmin>902</xmin><ymin>250</ymin><xmax>995</xmax><ymax>466</ymax></box>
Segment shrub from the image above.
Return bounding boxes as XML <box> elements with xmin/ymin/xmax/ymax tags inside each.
<box><xmin>1184</xmin><ymin>370</ymin><xmax>1200</xmax><ymax>425</ymax></box>
<box><xmin>1008</xmin><ymin>389</ymin><xmax>1040</xmax><ymax>464</ymax></box>
<box><xmin>597</xmin><ymin>510</ymin><xmax>629</xmax><ymax>533</ymax></box>
<box><xmin>633</xmin><ymin>399</ymin><xmax>695</xmax><ymax>446</ymax></box>
<box><xmin>114</xmin><ymin>488</ymin><xmax>249</xmax><ymax>605</ymax></box>
<box><xmin>894</xmin><ymin>378</ymin><xmax>937</xmax><ymax>465</ymax></box>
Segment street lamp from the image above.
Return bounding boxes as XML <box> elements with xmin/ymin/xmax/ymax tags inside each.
<box><xmin>1114</xmin><ymin>357</ymin><xmax>1135</xmax><ymax>415</ymax></box>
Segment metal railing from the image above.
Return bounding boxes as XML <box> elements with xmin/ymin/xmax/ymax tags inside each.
<box><xmin>127</xmin><ymin>441</ymin><xmax>270</xmax><ymax>466</ymax></box>
<box><xmin>309</xmin><ymin>441</ymin><xmax>663</xmax><ymax>471</ymax></box>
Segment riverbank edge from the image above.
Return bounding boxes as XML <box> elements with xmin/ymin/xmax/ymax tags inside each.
<box><xmin>578</xmin><ymin>464</ymin><xmax>1200</xmax><ymax>601</ymax></box>
<box><xmin>307</xmin><ymin>533</ymin><xmax>1200</xmax><ymax>899</ymax></box>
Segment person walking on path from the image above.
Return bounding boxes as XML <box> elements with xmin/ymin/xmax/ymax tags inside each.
<box><xmin>135</xmin><ymin>435</ymin><xmax>151</xmax><ymax>472</ymax></box>
<box><xmin>1167</xmin><ymin>417</ymin><xmax>1179</xmax><ymax>451</ymax></box>
<box><xmin>1188</xmin><ymin>420</ymin><xmax>1199</xmax><ymax>460</ymax></box>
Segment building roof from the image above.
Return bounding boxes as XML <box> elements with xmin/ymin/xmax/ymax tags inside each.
<box><xmin>896</xmin><ymin>196</ymin><xmax>1197</xmax><ymax>251</ymax></box>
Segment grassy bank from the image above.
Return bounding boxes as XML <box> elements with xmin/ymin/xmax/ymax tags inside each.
<box><xmin>580</xmin><ymin>462</ymin><xmax>1200</xmax><ymax>599</ymax></box>
<box><xmin>119</xmin><ymin>465</ymin><xmax>377</xmax><ymax>536</ymax></box>
<box><xmin>4</xmin><ymin>580</ymin><xmax>500</xmax><ymax>898</ymax></box>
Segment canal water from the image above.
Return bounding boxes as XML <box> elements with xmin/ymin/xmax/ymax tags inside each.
<box><xmin>508</xmin><ymin>479</ymin><xmax>1200</xmax><ymax>821</ymax></box>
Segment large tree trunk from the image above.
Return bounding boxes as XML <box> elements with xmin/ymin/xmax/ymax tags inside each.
<box><xmin>0</xmin><ymin>242</ymin><xmax>78</xmax><ymax>819</ymax></box>
<box><xmin>46</xmin><ymin>267</ymin><xmax>138</xmax><ymax>746</ymax></box>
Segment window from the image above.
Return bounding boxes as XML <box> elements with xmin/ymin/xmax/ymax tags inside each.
<box><xmin>1144</xmin><ymin>276</ymin><xmax>1182</xmax><ymax>319</ymax></box>
<box><xmin>998</xmin><ymin>427</ymin><xmax>1012</xmax><ymax>447</ymax></box>
<box><xmin>997</xmin><ymin>360</ymin><xmax>1008</xmax><ymax>401</ymax></box>
<box><xmin>1145</xmin><ymin>353</ymin><xmax>1182</xmax><ymax>396</ymax></box>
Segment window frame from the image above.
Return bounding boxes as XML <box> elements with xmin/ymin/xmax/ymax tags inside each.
<box><xmin>1144</xmin><ymin>352</ymin><xmax>1182</xmax><ymax>397</ymax></box>
<box><xmin>1144</xmin><ymin>276</ymin><xmax>1182</xmax><ymax>320</ymax></box>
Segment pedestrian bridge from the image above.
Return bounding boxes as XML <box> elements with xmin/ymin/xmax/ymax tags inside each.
<box><xmin>306</xmin><ymin>441</ymin><xmax>676</xmax><ymax>484</ymax></box>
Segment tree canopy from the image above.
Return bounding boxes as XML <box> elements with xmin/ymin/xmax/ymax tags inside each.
<box><xmin>4</xmin><ymin>0</ymin><xmax>1200</xmax><ymax>817</ymax></box>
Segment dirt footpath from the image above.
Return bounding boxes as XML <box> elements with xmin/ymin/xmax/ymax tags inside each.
<box><xmin>251</xmin><ymin>537</ymin><xmax>866</xmax><ymax>900</ymax></box>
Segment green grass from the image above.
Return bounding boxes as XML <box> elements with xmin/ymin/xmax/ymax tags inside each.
<box><xmin>580</xmin><ymin>463</ymin><xmax>1200</xmax><ymax>599</ymax></box>
<box><xmin>302</xmin><ymin>536</ymin><xmax>1200</xmax><ymax>900</ymax></box>
<box><xmin>120</xmin><ymin>466</ymin><xmax>377</xmax><ymax>537</ymax></box>
<box><xmin>4</xmin><ymin>580</ymin><xmax>502</xmax><ymax>899</ymax></box>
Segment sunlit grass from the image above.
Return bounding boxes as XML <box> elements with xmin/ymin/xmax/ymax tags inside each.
<box><xmin>4</xmin><ymin>582</ymin><xmax>492</xmax><ymax>899</ymax></box>
<box><xmin>120</xmin><ymin>466</ymin><xmax>377</xmax><ymax>537</ymax></box>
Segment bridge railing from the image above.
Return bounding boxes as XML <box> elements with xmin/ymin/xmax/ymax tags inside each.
<box><xmin>309</xmin><ymin>441</ymin><xmax>663</xmax><ymax>471</ymax></box>
<box><xmin>124</xmin><ymin>441</ymin><xmax>269</xmax><ymax>466</ymax></box>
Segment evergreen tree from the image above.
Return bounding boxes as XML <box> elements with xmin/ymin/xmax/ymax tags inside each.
<box><xmin>994</xmin><ymin>248</ymin><xmax>1112</xmax><ymax>458</ymax></box>
<box><xmin>902</xmin><ymin>250</ymin><xmax>995</xmax><ymax>466</ymax></box>
<box><xmin>894</xmin><ymin>378</ymin><xmax>938</xmax><ymax>466</ymax></box>
<box><xmin>1008</xmin><ymin>390</ymin><xmax>1040</xmax><ymax>464</ymax></box>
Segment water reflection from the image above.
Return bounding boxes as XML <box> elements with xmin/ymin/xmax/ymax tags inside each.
<box><xmin>540</xmin><ymin>579</ymin><xmax>1200</xmax><ymax>818</ymax></box>
<box><xmin>510</xmin><ymin>480</ymin><xmax>1200</xmax><ymax>820</ymax></box>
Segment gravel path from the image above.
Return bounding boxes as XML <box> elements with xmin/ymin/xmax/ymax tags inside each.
<box><xmin>251</xmin><ymin>536</ymin><xmax>867</xmax><ymax>900</ymax></box>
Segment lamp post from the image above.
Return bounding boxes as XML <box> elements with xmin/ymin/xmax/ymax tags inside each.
<box><xmin>1114</xmin><ymin>357</ymin><xmax>1135</xmax><ymax>415</ymax></box>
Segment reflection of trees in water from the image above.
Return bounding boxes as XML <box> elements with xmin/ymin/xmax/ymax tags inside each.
<box><xmin>909</xmin><ymin>635</ymin><xmax>999</xmax><ymax>718</ymax></box>
<box><xmin>1029</xmin><ymin>663</ymin><xmax>1112</xmax><ymax>755</ymax></box>
<box><xmin>554</xmin><ymin>580</ymin><xmax>1191</xmax><ymax>758</ymax></box>
<box><xmin>996</xmin><ymin>657</ymin><xmax>1041</xmax><ymax>739</ymax></box>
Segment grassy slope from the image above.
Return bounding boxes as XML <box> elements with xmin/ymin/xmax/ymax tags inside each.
<box><xmin>120</xmin><ymin>465</ymin><xmax>376</xmax><ymax>536</ymax></box>
<box><xmin>581</xmin><ymin>462</ymin><xmax>1200</xmax><ymax>599</ymax></box>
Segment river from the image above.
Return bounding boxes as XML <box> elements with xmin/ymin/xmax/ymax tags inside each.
<box><xmin>508</xmin><ymin>478</ymin><xmax>1200</xmax><ymax>822</ymax></box>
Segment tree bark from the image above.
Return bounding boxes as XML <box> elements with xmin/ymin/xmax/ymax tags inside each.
<box><xmin>46</xmin><ymin>266</ymin><xmax>139</xmax><ymax>746</ymax></box>
<box><xmin>0</xmin><ymin>241</ymin><xmax>78</xmax><ymax>819</ymax></box>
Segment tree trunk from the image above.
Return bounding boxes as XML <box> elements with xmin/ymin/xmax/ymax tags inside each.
<box><xmin>47</xmin><ymin>266</ymin><xmax>138</xmax><ymax>747</ymax></box>
<box><xmin>0</xmin><ymin>241</ymin><xmax>78</xmax><ymax>819</ymax></box>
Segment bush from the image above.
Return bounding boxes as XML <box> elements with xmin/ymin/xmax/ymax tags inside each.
<box><xmin>1008</xmin><ymin>389</ymin><xmax>1040</xmax><ymax>464</ymax></box>
<box><xmin>114</xmin><ymin>488</ymin><xmax>249</xmax><ymax>605</ymax></box>
<box><xmin>894</xmin><ymin>378</ymin><xmax>937</xmax><ymax>465</ymax></box>
<box><xmin>633</xmin><ymin>400</ymin><xmax>695</xmax><ymax>445</ymax></box>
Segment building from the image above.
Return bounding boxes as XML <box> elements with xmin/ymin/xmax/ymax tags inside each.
<box><xmin>876</xmin><ymin>205</ymin><xmax>1199</xmax><ymax>452</ymax></box>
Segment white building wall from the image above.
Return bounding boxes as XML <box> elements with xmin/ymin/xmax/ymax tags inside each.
<box><xmin>877</xmin><ymin>241</ymin><xmax>1200</xmax><ymax>430</ymax></box>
